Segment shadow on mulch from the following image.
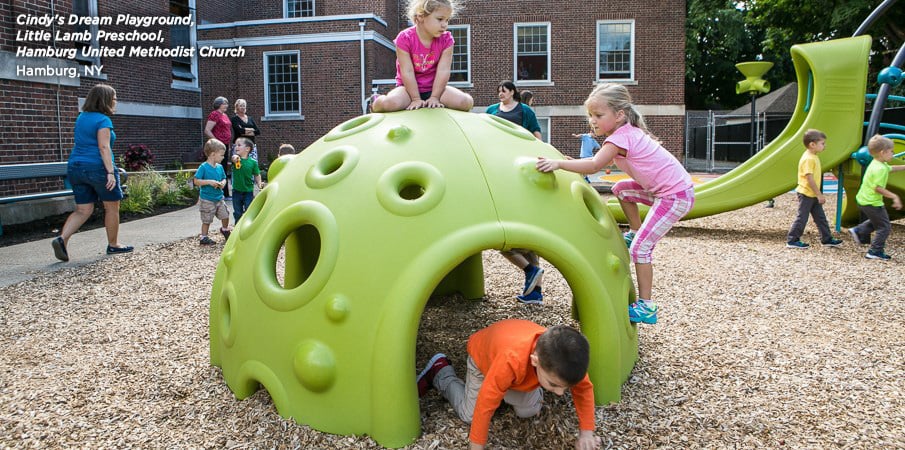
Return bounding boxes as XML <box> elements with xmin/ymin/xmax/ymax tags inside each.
<box><xmin>0</xmin><ymin>204</ymin><xmax>189</xmax><ymax>248</ymax></box>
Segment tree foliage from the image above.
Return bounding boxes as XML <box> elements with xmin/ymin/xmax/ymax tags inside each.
<box><xmin>686</xmin><ymin>0</ymin><xmax>905</xmax><ymax>110</ymax></box>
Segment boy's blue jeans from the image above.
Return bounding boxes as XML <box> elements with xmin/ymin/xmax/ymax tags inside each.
<box><xmin>232</xmin><ymin>190</ymin><xmax>254</xmax><ymax>222</ymax></box>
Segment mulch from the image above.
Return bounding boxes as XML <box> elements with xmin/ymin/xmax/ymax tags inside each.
<box><xmin>0</xmin><ymin>192</ymin><xmax>903</xmax><ymax>449</ymax></box>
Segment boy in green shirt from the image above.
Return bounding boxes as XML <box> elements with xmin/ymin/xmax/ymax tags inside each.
<box><xmin>849</xmin><ymin>135</ymin><xmax>905</xmax><ymax>260</ymax></box>
<box><xmin>786</xmin><ymin>129</ymin><xmax>843</xmax><ymax>249</ymax></box>
<box><xmin>230</xmin><ymin>137</ymin><xmax>262</xmax><ymax>223</ymax></box>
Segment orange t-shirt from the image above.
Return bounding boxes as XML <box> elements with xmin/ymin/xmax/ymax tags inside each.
<box><xmin>466</xmin><ymin>319</ymin><xmax>596</xmax><ymax>445</ymax></box>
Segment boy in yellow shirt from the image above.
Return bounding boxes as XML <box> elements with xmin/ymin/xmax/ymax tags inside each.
<box><xmin>786</xmin><ymin>129</ymin><xmax>843</xmax><ymax>249</ymax></box>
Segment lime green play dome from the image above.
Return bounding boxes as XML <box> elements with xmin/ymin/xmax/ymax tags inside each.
<box><xmin>209</xmin><ymin>109</ymin><xmax>638</xmax><ymax>448</ymax></box>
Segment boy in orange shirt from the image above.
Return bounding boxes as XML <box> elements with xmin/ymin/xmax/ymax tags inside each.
<box><xmin>417</xmin><ymin>319</ymin><xmax>601</xmax><ymax>450</ymax></box>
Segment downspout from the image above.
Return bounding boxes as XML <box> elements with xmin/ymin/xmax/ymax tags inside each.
<box><xmin>51</xmin><ymin>0</ymin><xmax>64</xmax><ymax>161</ymax></box>
<box><xmin>360</xmin><ymin>21</ymin><xmax>366</xmax><ymax>115</ymax></box>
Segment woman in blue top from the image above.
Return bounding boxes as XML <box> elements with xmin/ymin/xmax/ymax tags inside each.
<box><xmin>485</xmin><ymin>81</ymin><xmax>545</xmax><ymax>304</ymax></box>
<box><xmin>52</xmin><ymin>84</ymin><xmax>133</xmax><ymax>262</ymax></box>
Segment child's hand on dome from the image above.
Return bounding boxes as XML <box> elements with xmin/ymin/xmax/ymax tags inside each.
<box><xmin>536</xmin><ymin>157</ymin><xmax>559</xmax><ymax>172</ymax></box>
<box><xmin>406</xmin><ymin>99</ymin><xmax>425</xmax><ymax>110</ymax></box>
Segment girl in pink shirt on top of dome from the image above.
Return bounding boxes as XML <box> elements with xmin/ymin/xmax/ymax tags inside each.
<box><xmin>537</xmin><ymin>83</ymin><xmax>695</xmax><ymax>326</ymax></box>
<box><xmin>369</xmin><ymin>0</ymin><xmax>473</xmax><ymax>113</ymax></box>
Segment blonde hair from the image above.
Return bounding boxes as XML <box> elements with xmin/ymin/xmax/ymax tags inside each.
<box><xmin>407</xmin><ymin>0</ymin><xmax>459</xmax><ymax>22</ymax></box>
<box><xmin>234</xmin><ymin>98</ymin><xmax>247</xmax><ymax>110</ymax></box>
<box><xmin>584</xmin><ymin>83</ymin><xmax>653</xmax><ymax>137</ymax></box>
<box><xmin>867</xmin><ymin>134</ymin><xmax>894</xmax><ymax>155</ymax></box>
<box><xmin>802</xmin><ymin>129</ymin><xmax>826</xmax><ymax>147</ymax></box>
<box><xmin>203</xmin><ymin>138</ymin><xmax>226</xmax><ymax>157</ymax></box>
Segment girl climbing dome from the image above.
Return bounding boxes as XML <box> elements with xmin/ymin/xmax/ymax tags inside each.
<box><xmin>536</xmin><ymin>83</ymin><xmax>695</xmax><ymax>325</ymax></box>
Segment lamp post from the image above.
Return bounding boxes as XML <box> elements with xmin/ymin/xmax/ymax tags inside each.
<box><xmin>735</xmin><ymin>61</ymin><xmax>773</xmax><ymax>158</ymax></box>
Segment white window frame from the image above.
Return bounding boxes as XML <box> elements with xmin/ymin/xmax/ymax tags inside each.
<box><xmin>537</xmin><ymin>117</ymin><xmax>550</xmax><ymax>143</ymax></box>
<box><xmin>171</xmin><ymin>0</ymin><xmax>199</xmax><ymax>90</ymax></box>
<box><xmin>284</xmin><ymin>0</ymin><xmax>315</xmax><ymax>18</ymax></box>
<box><xmin>513</xmin><ymin>22</ymin><xmax>551</xmax><ymax>86</ymax></box>
<box><xmin>263</xmin><ymin>50</ymin><xmax>303</xmax><ymax>119</ymax></box>
<box><xmin>72</xmin><ymin>0</ymin><xmax>101</xmax><ymax>69</ymax></box>
<box><xmin>447</xmin><ymin>24</ymin><xmax>471</xmax><ymax>86</ymax></box>
<box><xmin>596</xmin><ymin>20</ymin><xmax>635</xmax><ymax>83</ymax></box>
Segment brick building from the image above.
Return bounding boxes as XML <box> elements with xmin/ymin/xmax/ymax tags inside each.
<box><xmin>196</xmin><ymin>0</ymin><xmax>686</xmax><ymax>164</ymax></box>
<box><xmin>1</xmin><ymin>0</ymin><xmax>685</xmax><ymax>205</ymax></box>
<box><xmin>1</xmin><ymin>0</ymin><xmax>202</xmax><ymax>200</ymax></box>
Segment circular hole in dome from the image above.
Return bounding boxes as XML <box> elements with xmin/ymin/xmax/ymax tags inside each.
<box><xmin>274</xmin><ymin>224</ymin><xmax>321</xmax><ymax>290</ymax></box>
<box><xmin>319</xmin><ymin>153</ymin><xmax>344</xmax><ymax>176</ymax></box>
<box><xmin>399</xmin><ymin>182</ymin><xmax>425</xmax><ymax>200</ymax></box>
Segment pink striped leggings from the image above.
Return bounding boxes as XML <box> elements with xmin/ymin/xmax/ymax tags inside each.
<box><xmin>612</xmin><ymin>180</ymin><xmax>695</xmax><ymax>264</ymax></box>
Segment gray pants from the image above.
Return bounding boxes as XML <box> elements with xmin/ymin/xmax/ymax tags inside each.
<box><xmin>787</xmin><ymin>193</ymin><xmax>833</xmax><ymax>243</ymax></box>
<box><xmin>434</xmin><ymin>356</ymin><xmax>543</xmax><ymax>423</ymax></box>
<box><xmin>854</xmin><ymin>205</ymin><xmax>891</xmax><ymax>252</ymax></box>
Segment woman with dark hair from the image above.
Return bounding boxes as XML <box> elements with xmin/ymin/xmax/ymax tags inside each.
<box><xmin>484</xmin><ymin>81</ymin><xmax>545</xmax><ymax>304</ymax></box>
<box><xmin>485</xmin><ymin>81</ymin><xmax>543</xmax><ymax>140</ymax></box>
<box><xmin>52</xmin><ymin>83</ymin><xmax>133</xmax><ymax>261</ymax></box>
<box><xmin>204</xmin><ymin>96</ymin><xmax>233</xmax><ymax>196</ymax></box>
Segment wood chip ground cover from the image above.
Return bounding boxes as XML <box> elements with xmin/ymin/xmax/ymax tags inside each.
<box><xmin>1</xmin><ymin>193</ymin><xmax>902</xmax><ymax>449</ymax></box>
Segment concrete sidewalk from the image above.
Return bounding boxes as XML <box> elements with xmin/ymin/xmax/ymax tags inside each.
<box><xmin>0</xmin><ymin>205</ymin><xmax>200</xmax><ymax>289</ymax></box>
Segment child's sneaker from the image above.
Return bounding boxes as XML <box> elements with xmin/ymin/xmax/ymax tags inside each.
<box><xmin>416</xmin><ymin>353</ymin><xmax>451</xmax><ymax>397</ymax></box>
<box><xmin>848</xmin><ymin>227</ymin><xmax>864</xmax><ymax>245</ymax></box>
<box><xmin>517</xmin><ymin>287</ymin><xmax>543</xmax><ymax>305</ymax></box>
<box><xmin>220</xmin><ymin>227</ymin><xmax>232</xmax><ymax>240</ymax></box>
<box><xmin>865</xmin><ymin>249</ymin><xmax>891</xmax><ymax>261</ymax></box>
<box><xmin>623</xmin><ymin>231</ymin><xmax>636</xmax><ymax>248</ymax></box>
<box><xmin>821</xmin><ymin>238</ymin><xmax>843</xmax><ymax>248</ymax></box>
<box><xmin>786</xmin><ymin>240</ymin><xmax>810</xmax><ymax>249</ymax></box>
<box><xmin>200</xmin><ymin>236</ymin><xmax>216</xmax><ymax>245</ymax></box>
<box><xmin>523</xmin><ymin>265</ymin><xmax>544</xmax><ymax>296</ymax></box>
<box><xmin>628</xmin><ymin>300</ymin><xmax>658</xmax><ymax>324</ymax></box>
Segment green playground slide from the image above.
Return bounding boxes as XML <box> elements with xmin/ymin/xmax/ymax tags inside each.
<box><xmin>607</xmin><ymin>36</ymin><xmax>873</xmax><ymax>222</ymax></box>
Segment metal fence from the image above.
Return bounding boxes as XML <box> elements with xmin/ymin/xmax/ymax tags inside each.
<box><xmin>685</xmin><ymin>110</ymin><xmax>792</xmax><ymax>173</ymax></box>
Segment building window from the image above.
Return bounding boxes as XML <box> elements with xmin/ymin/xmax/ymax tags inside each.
<box><xmin>170</xmin><ymin>0</ymin><xmax>197</xmax><ymax>85</ymax></box>
<box><xmin>597</xmin><ymin>20</ymin><xmax>634</xmax><ymax>81</ymax></box>
<box><xmin>514</xmin><ymin>23</ymin><xmax>550</xmax><ymax>83</ymax></box>
<box><xmin>71</xmin><ymin>0</ymin><xmax>100</xmax><ymax>67</ymax></box>
<box><xmin>537</xmin><ymin>117</ymin><xmax>550</xmax><ymax>143</ymax></box>
<box><xmin>448</xmin><ymin>25</ymin><xmax>470</xmax><ymax>84</ymax></box>
<box><xmin>286</xmin><ymin>0</ymin><xmax>315</xmax><ymax>18</ymax></box>
<box><xmin>264</xmin><ymin>51</ymin><xmax>302</xmax><ymax>116</ymax></box>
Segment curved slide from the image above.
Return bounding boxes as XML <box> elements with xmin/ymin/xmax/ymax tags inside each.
<box><xmin>608</xmin><ymin>36</ymin><xmax>873</xmax><ymax>222</ymax></box>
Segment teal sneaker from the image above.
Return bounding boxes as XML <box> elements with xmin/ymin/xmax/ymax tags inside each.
<box><xmin>786</xmin><ymin>240</ymin><xmax>810</xmax><ymax>249</ymax></box>
<box><xmin>821</xmin><ymin>238</ymin><xmax>843</xmax><ymax>248</ymax></box>
<box><xmin>865</xmin><ymin>249</ymin><xmax>891</xmax><ymax>261</ymax></box>
<box><xmin>623</xmin><ymin>231</ymin><xmax>636</xmax><ymax>248</ymax></box>
<box><xmin>628</xmin><ymin>300</ymin><xmax>658</xmax><ymax>324</ymax></box>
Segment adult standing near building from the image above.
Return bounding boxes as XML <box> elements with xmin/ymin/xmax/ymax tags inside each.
<box><xmin>51</xmin><ymin>83</ymin><xmax>133</xmax><ymax>262</ymax></box>
<box><xmin>205</xmin><ymin>96</ymin><xmax>233</xmax><ymax>197</ymax></box>
<box><xmin>231</xmin><ymin>98</ymin><xmax>260</xmax><ymax>161</ymax></box>
<box><xmin>486</xmin><ymin>81</ymin><xmax>543</xmax><ymax>140</ymax></box>
<box><xmin>485</xmin><ymin>80</ymin><xmax>545</xmax><ymax>304</ymax></box>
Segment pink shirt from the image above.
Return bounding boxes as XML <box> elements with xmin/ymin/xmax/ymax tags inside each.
<box><xmin>394</xmin><ymin>26</ymin><xmax>454</xmax><ymax>93</ymax></box>
<box><xmin>607</xmin><ymin>123</ymin><xmax>692</xmax><ymax>196</ymax></box>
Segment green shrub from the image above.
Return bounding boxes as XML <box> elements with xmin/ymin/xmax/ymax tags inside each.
<box><xmin>120</xmin><ymin>170</ymin><xmax>196</xmax><ymax>213</ymax></box>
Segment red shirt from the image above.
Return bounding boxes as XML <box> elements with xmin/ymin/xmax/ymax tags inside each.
<box><xmin>466</xmin><ymin>319</ymin><xmax>596</xmax><ymax>445</ymax></box>
<box><xmin>206</xmin><ymin>109</ymin><xmax>232</xmax><ymax>144</ymax></box>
